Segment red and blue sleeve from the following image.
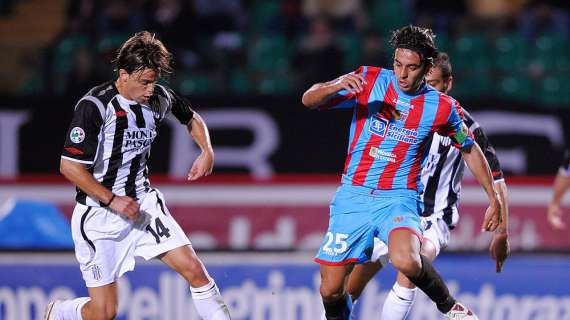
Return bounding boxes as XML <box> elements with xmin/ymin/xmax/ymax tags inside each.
<box><xmin>441</xmin><ymin>100</ymin><xmax>475</xmax><ymax>151</ymax></box>
<box><xmin>317</xmin><ymin>66</ymin><xmax>368</xmax><ymax>111</ymax></box>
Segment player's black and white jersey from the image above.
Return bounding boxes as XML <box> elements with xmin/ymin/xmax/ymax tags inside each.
<box><xmin>420</xmin><ymin>109</ymin><xmax>503</xmax><ymax>228</ymax></box>
<box><xmin>61</xmin><ymin>81</ymin><xmax>194</xmax><ymax>206</ymax></box>
<box><xmin>560</xmin><ymin>149</ymin><xmax>570</xmax><ymax>177</ymax></box>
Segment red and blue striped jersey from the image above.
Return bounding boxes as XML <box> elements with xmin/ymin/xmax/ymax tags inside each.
<box><xmin>317</xmin><ymin>66</ymin><xmax>474</xmax><ymax>193</ymax></box>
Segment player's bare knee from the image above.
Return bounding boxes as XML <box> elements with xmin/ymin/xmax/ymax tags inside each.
<box><xmin>346</xmin><ymin>282</ymin><xmax>363</xmax><ymax>301</ymax></box>
<box><xmin>320</xmin><ymin>283</ymin><xmax>344</xmax><ymax>301</ymax></box>
<box><xmin>181</xmin><ymin>260</ymin><xmax>209</xmax><ymax>285</ymax></box>
<box><xmin>391</xmin><ymin>253</ymin><xmax>421</xmax><ymax>277</ymax></box>
<box><xmin>420</xmin><ymin>246</ymin><xmax>437</xmax><ymax>262</ymax></box>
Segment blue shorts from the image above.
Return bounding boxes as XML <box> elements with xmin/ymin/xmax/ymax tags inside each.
<box><xmin>315</xmin><ymin>184</ymin><xmax>424</xmax><ymax>265</ymax></box>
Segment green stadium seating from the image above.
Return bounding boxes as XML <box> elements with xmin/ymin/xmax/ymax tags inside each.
<box><xmin>257</xmin><ymin>73</ymin><xmax>293</xmax><ymax>95</ymax></box>
<box><xmin>178</xmin><ymin>73</ymin><xmax>213</xmax><ymax>95</ymax></box>
<box><xmin>450</xmin><ymin>34</ymin><xmax>490</xmax><ymax>73</ymax></box>
<box><xmin>498</xmin><ymin>75</ymin><xmax>532</xmax><ymax>102</ymax></box>
<box><xmin>492</xmin><ymin>33</ymin><xmax>529</xmax><ymax>72</ymax></box>
<box><xmin>369</xmin><ymin>0</ymin><xmax>409</xmax><ymax>34</ymax></box>
<box><xmin>337</xmin><ymin>33</ymin><xmax>361</xmax><ymax>71</ymax></box>
<box><xmin>533</xmin><ymin>34</ymin><xmax>570</xmax><ymax>71</ymax></box>
<box><xmin>248</xmin><ymin>35</ymin><xmax>290</xmax><ymax>72</ymax></box>
<box><xmin>229</xmin><ymin>69</ymin><xmax>253</xmax><ymax>95</ymax></box>
<box><xmin>540</xmin><ymin>75</ymin><xmax>567</xmax><ymax>106</ymax></box>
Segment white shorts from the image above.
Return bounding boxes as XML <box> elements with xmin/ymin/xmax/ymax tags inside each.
<box><xmin>71</xmin><ymin>188</ymin><xmax>190</xmax><ymax>287</ymax></box>
<box><xmin>370</xmin><ymin>214</ymin><xmax>451</xmax><ymax>265</ymax></box>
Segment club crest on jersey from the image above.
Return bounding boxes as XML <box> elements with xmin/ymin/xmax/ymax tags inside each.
<box><xmin>70</xmin><ymin>127</ymin><xmax>85</xmax><ymax>143</ymax></box>
<box><xmin>369</xmin><ymin>116</ymin><xmax>389</xmax><ymax>137</ymax></box>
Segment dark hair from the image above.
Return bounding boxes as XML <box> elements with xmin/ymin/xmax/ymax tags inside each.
<box><xmin>433</xmin><ymin>52</ymin><xmax>452</xmax><ymax>78</ymax></box>
<box><xmin>389</xmin><ymin>25</ymin><xmax>437</xmax><ymax>63</ymax></box>
<box><xmin>113</xmin><ymin>31</ymin><xmax>173</xmax><ymax>76</ymax></box>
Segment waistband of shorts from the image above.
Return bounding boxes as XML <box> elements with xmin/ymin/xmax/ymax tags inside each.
<box><xmin>339</xmin><ymin>184</ymin><xmax>420</xmax><ymax>199</ymax></box>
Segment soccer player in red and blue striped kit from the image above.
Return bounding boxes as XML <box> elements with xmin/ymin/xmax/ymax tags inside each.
<box><xmin>302</xmin><ymin>25</ymin><xmax>502</xmax><ymax>320</ymax></box>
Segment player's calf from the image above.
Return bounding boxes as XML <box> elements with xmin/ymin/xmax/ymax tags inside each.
<box><xmin>322</xmin><ymin>294</ymin><xmax>353</xmax><ymax>320</ymax></box>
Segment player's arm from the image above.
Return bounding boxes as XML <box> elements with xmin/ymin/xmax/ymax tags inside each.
<box><xmin>186</xmin><ymin>112</ymin><xmax>214</xmax><ymax>181</ymax></box>
<box><xmin>466</xmin><ymin>110</ymin><xmax>510</xmax><ymax>271</ymax></box>
<box><xmin>547</xmin><ymin>164</ymin><xmax>570</xmax><ymax>230</ymax></box>
<box><xmin>442</xmin><ymin>101</ymin><xmax>501</xmax><ymax>232</ymax></box>
<box><xmin>60</xmin><ymin>159</ymin><xmax>139</xmax><ymax>219</ymax></box>
<box><xmin>167</xmin><ymin>88</ymin><xmax>214</xmax><ymax>181</ymax></box>
<box><xmin>60</xmin><ymin>99</ymin><xmax>138</xmax><ymax>219</ymax></box>
<box><xmin>460</xmin><ymin>141</ymin><xmax>502</xmax><ymax>232</ymax></box>
<box><xmin>301</xmin><ymin>71</ymin><xmax>366</xmax><ymax>109</ymax></box>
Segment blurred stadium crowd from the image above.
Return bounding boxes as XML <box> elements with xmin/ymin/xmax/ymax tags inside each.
<box><xmin>0</xmin><ymin>0</ymin><xmax>569</xmax><ymax>106</ymax></box>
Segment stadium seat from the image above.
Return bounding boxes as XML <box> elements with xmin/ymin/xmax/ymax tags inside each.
<box><xmin>337</xmin><ymin>33</ymin><xmax>362</xmax><ymax>71</ymax></box>
<box><xmin>451</xmin><ymin>34</ymin><xmax>490</xmax><ymax>73</ymax></box>
<box><xmin>540</xmin><ymin>75</ymin><xmax>566</xmax><ymax>106</ymax></box>
<box><xmin>247</xmin><ymin>35</ymin><xmax>290</xmax><ymax>72</ymax></box>
<box><xmin>492</xmin><ymin>33</ymin><xmax>529</xmax><ymax>72</ymax></box>
<box><xmin>229</xmin><ymin>69</ymin><xmax>253</xmax><ymax>95</ymax></box>
<box><xmin>369</xmin><ymin>0</ymin><xmax>409</xmax><ymax>34</ymax></box>
<box><xmin>53</xmin><ymin>35</ymin><xmax>89</xmax><ymax>73</ymax></box>
<box><xmin>452</xmin><ymin>70</ymin><xmax>492</xmax><ymax>99</ymax></box>
<box><xmin>178</xmin><ymin>73</ymin><xmax>213</xmax><ymax>95</ymax></box>
<box><xmin>257</xmin><ymin>73</ymin><xmax>293</xmax><ymax>95</ymax></box>
<box><xmin>247</xmin><ymin>1</ymin><xmax>280</xmax><ymax>34</ymax></box>
<box><xmin>533</xmin><ymin>33</ymin><xmax>570</xmax><ymax>71</ymax></box>
<box><xmin>498</xmin><ymin>75</ymin><xmax>533</xmax><ymax>102</ymax></box>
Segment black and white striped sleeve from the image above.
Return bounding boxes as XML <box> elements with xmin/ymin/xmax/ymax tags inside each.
<box><xmin>464</xmin><ymin>110</ymin><xmax>504</xmax><ymax>181</ymax></box>
<box><xmin>61</xmin><ymin>99</ymin><xmax>104</xmax><ymax>165</ymax></box>
<box><xmin>166</xmin><ymin>87</ymin><xmax>195</xmax><ymax>125</ymax></box>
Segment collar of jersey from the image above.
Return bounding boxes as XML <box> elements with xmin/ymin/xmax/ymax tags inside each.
<box><xmin>116</xmin><ymin>94</ymin><xmax>138</xmax><ymax>105</ymax></box>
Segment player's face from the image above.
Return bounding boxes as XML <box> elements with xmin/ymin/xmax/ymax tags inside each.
<box><xmin>426</xmin><ymin>66</ymin><xmax>453</xmax><ymax>94</ymax></box>
<box><xmin>118</xmin><ymin>68</ymin><xmax>158</xmax><ymax>104</ymax></box>
<box><xmin>393</xmin><ymin>48</ymin><xmax>432</xmax><ymax>94</ymax></box>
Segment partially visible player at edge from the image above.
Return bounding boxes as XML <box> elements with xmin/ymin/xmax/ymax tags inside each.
<box><xmin>302</xmin><ymin>25</ymin><xmax>502</xmax><ymax>320</ymax></box>
<box><xmin>547</xmin><ymin>149</ymin><xmax>570</xmax><ymax>229</ymax></box>
<box><xmin>44</xmin><ymin>31</ymin><xmax>231</xmax><ymax>320</ymax></box>
<box><xmin>344</xmin><ymin>52</ymin><xmax>510</xmax><ymax>320</ymax></box>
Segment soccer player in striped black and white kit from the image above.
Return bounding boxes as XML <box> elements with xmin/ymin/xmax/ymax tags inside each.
<box><xmin>343</xmin><ymin>52</ymin><xmax>510</xmax><ymax>320</ymax></box>
<box><xmin>44</xmin><ymin>32</ymin><xmax>231</xmax><ymax>320</ymax></box>
<box><xmin>304</xmin><ymin>26</ymin><xmax>502</xmax><ymax>320</ymax></box>
<box><xmin>547</xmin><ymin>149</ymin><xmax>570</xmax><ymax>229</ymax></box>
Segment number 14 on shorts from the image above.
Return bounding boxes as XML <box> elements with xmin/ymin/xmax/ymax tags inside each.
<box><xmin>323</xmin><ymin>232</ymin><xmax>349</xmax><ymax>254</ymax></box>
<box><xmin>146</xmin><ymin>217</ymin><xmax>171</xmax><ymax>243</ymax></box>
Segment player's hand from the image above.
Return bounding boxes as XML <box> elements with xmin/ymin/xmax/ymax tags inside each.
<box><xmin>331</xmin><ymin>72</ymin><xmax>367</xmax><ymax>95</ymax></box>
<box><xmin>187</xmin><ymin>150</ymin><xmax>214</xmax><ymax>181</ymax></box>
<box><xmin>489</xmin><ymin>231</ymin><xmax>510</xmax><ymax>273</ymax></box>
<box><xmin>481</xmin><ymin>196</ymin><xmax>502</xmax><ymax>232</ymax></box>
<box><xmin>109</xmin><ymin>195</ymin><xmax>140</xmax><ymax>220</ymax></box>
<box><xmin>547</xmin><ymin>202</ymin><xmax>566</xmax><ymax>230</ymax></box>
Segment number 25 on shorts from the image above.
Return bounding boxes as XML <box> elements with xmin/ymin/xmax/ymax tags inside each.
<box><xmin>323</xmin><ymin>232</ymin><xmax>349</xmax><ymax>254</ymax></box>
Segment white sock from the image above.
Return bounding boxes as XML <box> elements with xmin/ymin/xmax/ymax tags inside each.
<box><xmin>190</xmin><ymin>280</ymin><xmax>231</xmax><ymax>320</ymax></box>
<box><xmin>56</xmin><ymin>297</ymin><xmax>90</xmax><ymax>320</ymax></box>
<box><xmin>381</xmin><ymin>283</ymin><xmax>417</xmax><ymax>320</ymax></box>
